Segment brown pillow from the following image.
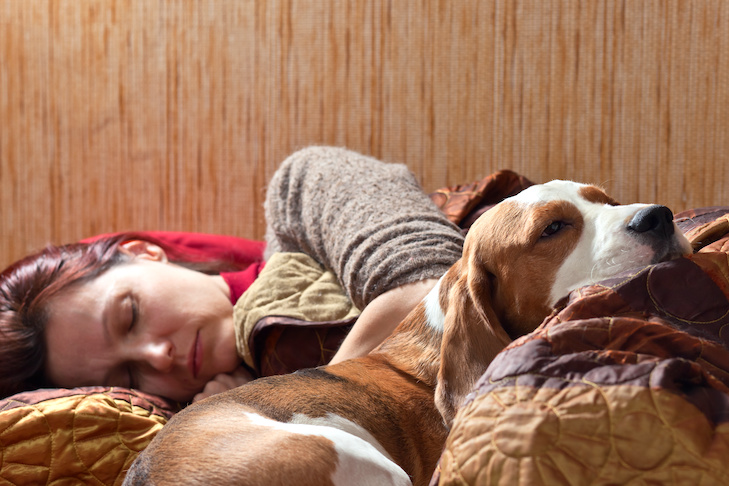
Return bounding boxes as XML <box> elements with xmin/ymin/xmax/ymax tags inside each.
<box><xmin>0</xmin><ymin>386</ymin><xmax>179</xmax><ymax>485</ymax></box>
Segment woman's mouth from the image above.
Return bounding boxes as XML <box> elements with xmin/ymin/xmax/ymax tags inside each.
<box><xmin>188</xmin><ymin>331</ymin><xmax>202</xmax><ymax>379</ymax></box>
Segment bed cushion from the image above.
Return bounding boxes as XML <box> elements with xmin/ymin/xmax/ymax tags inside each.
<box><xmin>0</xmin><ymin>387</ymin><xmax>179</xmax><ymax>485</ymax></box>
<box><xmin>435</xmin><ymin>239</ymin><xmax>729</xmax><ymax>484</ymax></box>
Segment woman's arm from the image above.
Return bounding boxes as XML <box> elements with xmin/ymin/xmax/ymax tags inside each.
<box><xmin>329</xmin><ymin>278</ymin><xmax>438</xmax><ymax>364</ymax></box>
<box><xmin>194</xmin><ymin>148</ymin><xmax>461</xmax><ymax>399</ymax></box>
<box><xmin>193</xmin><ymin>277</ymin><xmax>438</xmax><ymax>401</ymax></box>
<box><xmin>264</xmin><ymin>146</ymin><xmax>463</xmax><ymax>310</ymax></box>
<box><xmin>263</xmin><ymin>147</ymin><xmax>463</xmax><ymax>364</ymax></box>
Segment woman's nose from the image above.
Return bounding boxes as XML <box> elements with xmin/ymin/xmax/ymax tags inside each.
<box><xmin>138</xmin><ymin>340</ymin><xmax>175</xmax><ymax>373</ymax></box>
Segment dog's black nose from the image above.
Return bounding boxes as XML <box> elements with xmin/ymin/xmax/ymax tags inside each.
<box><xmin>627</xmin><ymin>205</ymin><xmax>675</xmax><ymax>239</ymax></box>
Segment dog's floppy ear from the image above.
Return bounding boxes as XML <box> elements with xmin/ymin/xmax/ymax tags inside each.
<box><xmin>435</xmin><ymin>257</ymin><xmax>512</xmax><ymax>427</ymax></box>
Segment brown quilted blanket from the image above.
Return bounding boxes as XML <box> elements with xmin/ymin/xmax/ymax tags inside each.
<box><xmin>435</xmin><ymin>208</ymin><xmax>729</xmax><ymax>485</ymax></box>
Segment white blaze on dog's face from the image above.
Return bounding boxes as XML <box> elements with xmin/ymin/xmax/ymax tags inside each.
<box><xmin>465</xmin><ymin>180</ymin><xmax>692</xmax><ymax>336</ymax></box>
<box><xmin>537</xmin><ymin>181</ymin><xmax>692</xmax><ymax>304</ymax></box>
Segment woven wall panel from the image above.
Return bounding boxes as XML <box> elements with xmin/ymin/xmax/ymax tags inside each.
<box><xmin>1</xmin><ymin>0</ymin><xmax>728</xmax><ymax>266</ymax></box>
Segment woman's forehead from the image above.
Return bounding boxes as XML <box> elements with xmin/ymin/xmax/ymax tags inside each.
<box><xmin>44</xmin><ymin>283</ymin><xmax>112</xmax><ymax>387</ymax></box>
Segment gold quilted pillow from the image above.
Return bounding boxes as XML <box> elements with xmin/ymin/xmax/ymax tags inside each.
<box><xmin>0</xmin><ymin>387</ymin><xmax>179</xmax><ymax>485</ymax></box>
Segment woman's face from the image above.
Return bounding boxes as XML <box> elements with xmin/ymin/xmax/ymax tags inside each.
<box><xmin>43</xmin><ymin>241</ymin><xmax>240</xmax><ymax>402</ymax></box>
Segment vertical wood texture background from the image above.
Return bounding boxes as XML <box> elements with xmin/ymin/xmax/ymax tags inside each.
<box><xmin>1</xmin><ymin>0</ymin><xmax>728</xmax><ymax>267</ymax></box>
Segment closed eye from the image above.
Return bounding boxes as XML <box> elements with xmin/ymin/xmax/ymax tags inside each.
<box><xmin>541</xmin><ymin>221</ymin><xmax>566</xmax><ymax>237</ymax></box>
<box><xmin>127</xmin><ymin>296</ymin><xmax>138</xmax><ymax>388</ymax></box>
<box><xmin>128</xmin><ymin>296</ymin><xmax>138</xmax><ymax>333</ymax></box>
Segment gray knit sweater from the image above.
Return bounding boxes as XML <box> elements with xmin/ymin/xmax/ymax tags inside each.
<box><xmin>264</xmin><ymin>147</ymin><xmax>464</xmax><ymax>310</ymax></box>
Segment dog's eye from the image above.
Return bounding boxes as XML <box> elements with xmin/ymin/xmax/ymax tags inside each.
<box><xmin>541</xmin><ymin>221</ymin><xmax>565</xmax><ymax>237</ymax></box>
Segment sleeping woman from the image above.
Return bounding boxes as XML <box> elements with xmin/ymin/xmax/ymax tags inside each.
<box><xmin>0</xmin><ymin>147</ymin><xmax>464</xmax><ymax>403</ymax></box>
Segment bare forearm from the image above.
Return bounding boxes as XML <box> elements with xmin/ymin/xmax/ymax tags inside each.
<box><xmin>330</xmin><ymin>278</ymin><xmax>438</xmax><ymax>364</ymax></box>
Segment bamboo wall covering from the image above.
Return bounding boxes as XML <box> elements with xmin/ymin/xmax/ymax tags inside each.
<box><xmin>1</xmin><ymin>0</ymin><xmax>728</xmax><ymax>267</ymax></box>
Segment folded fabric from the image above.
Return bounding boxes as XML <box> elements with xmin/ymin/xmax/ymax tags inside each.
<box><xmin>234</xmin><ymin>252</ymin><xmax>361</xmax><ymax>373</ymax></box>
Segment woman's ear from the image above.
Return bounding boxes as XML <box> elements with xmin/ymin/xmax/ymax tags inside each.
<box><xmin>119</xmin><ymin>240</ymin><xmax>168</xmax><ymax>263</ymax></box>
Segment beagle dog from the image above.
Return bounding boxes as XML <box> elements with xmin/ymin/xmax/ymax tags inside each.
<box><xmin>124</xmin><ymin>181</ymin><xmax>691</xmax><ymax>486</ymax></box>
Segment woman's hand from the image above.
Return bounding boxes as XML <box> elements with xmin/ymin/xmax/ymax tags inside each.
<box><xmin>192</xmin><ymin>366</ymin><xmax>255</xmax><ymax>403</ymax></box>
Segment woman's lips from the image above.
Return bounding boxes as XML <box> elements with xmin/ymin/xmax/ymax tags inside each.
<box><xmin>188</xmin><ymin>331</ymin><xmax>202</xmax><ymax>379</ymax></box>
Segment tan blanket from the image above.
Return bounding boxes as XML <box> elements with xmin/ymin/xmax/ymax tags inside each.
<box><xmin>234</xmin><ymin>252</ymin><xmax>360</xmax><ymax>372</ymax></box>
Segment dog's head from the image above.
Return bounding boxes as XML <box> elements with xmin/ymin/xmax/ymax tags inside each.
<box><xmin>436</xmin><ymin>180</ymin><xmax>692</xmax><ymax>425</ymax></box>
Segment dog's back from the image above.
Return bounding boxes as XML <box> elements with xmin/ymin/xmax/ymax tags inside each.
<box><xmin>125</xmin><ymin>354</ymin><xmax>447</xmax><ymax>486</ymax></box>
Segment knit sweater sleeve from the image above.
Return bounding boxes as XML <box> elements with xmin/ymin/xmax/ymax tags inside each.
<box><xmin>263</xmin><ymin>146</ymin><xmax>464</xmax><ymax>310</ymax></box>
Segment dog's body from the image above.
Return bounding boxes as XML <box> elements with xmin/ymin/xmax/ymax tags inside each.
<box><xmin>124</xmin><ymin>181</ymin><xmax>691</xmax><ymax>486</ymax></box>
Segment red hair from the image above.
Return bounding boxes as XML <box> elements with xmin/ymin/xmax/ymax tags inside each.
<box><xmin>0</xmin><ymin>233</ymin><xmax>248</xmax><ymax>398</ymax></box>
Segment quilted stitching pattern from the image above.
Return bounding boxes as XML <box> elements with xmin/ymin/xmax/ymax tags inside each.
<box><xmin>0</xmin><ymin>388</ymin><xmax>178</xmax><ymax>485</ymax></box>
<box><xmin>442</xmin><ymin>384</ymin><xmax>729</xmax><ymax>485</ymax></box>
<box><xmin>438</xmin><ymin>312</ymin><xmax>729</xmax><ymax>485</ymax></box>
<box><xmin>0</xmin><ymin>405</ymin><xmax>51</xmax><ymax>484</ymax></box>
